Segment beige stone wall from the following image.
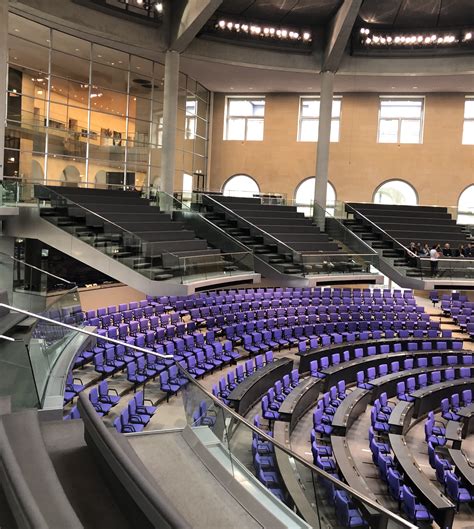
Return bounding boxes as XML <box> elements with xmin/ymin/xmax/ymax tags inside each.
<box><xmin>209</xmin><ymin>92</ymin><xmax>474</xmax><ymax>207</ymax></box>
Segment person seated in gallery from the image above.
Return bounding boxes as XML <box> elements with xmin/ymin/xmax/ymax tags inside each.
<box><xmin>442</xmin><ymin>243</ymin><xmax>453</xmax><ymax>257</ymax></box>
<box><xmin>462</xmin><ymin>243</ymin><xmax>472</xmax><ymax>257</ymax></box>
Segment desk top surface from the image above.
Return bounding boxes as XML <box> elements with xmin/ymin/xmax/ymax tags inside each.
<box><xmin>227</xmin><ymin>357</ymin><xmax>293</xmax><ymax>401</ymax></box>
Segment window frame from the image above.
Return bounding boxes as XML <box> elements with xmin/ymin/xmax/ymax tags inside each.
<box><xmin>462</xmin><ymin>96</ymin><xmax>474</xmax><ymax>145</ymax></box>
<box><xmin>377</xmin><ymin>96</ymin><xmax>425</xmax><ymax>145</ymax></box>
<box><xmin>223</xmin><ymin>95</ymin><xmax>266</xmax><ymax>141</ymax></box>
<box><xmin>297</xmin><ymin>96</ymin><xmax>342</xmax><ymax>143</ymax></box>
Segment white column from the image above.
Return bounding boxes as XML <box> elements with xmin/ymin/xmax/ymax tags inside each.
<box><xmin>313</xmin><ymin>71</ymin><xmax>335</xmax><ymax>227</ymax></box>
<box><xmin>160</xmin><ymin>50</ymin><xmax>180</xmax><ymax>208</ymax></box>
<box><xmin>0</xmin><ymin>0</ymin><xmax>8</xmax><ymax>181</ymax></box>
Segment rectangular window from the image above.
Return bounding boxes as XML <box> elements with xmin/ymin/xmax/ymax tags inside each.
<box><xmin>462</xmin><ymin>97</ymin><xmax>474</xmax><ymax>145</ymax></box>
<box><xmin>378</xmin><ymin>97</ymin><xmax>424</xmax><ymax>144</ymax></box>
<box><xmin>224</xmin><ymin>97</ymin><xmax>265</xmax><ymax>141</ymax></box>
<box><xmin>185</xmin><ymin>99</ymin><xmax>197</xmax><ymax>140</ymax></box>
<box><xmin>298</xmin><ymin>97</ymin><xmax>341</xmax><ymax>142</ymax></box>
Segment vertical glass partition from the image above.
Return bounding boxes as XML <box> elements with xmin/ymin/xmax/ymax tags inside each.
<box><xmin>178</xmin><ymin>365</ymin><xmax>416</xmax><ymax>529</ymax></box>
<box><xmin>5</xmin><ymin>13</ymin><xmax>209</xmax><ymax>191</ymax></box>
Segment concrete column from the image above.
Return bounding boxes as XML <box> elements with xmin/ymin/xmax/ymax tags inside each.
<box><xmin>0</xmin><ymin>0</ymin><xmax>8</xmax><ymax>182</ymax></box>
<box><xmin>160</xmin><ymin>50</ymin><xmax>180</xmax><ymax>210</ymax></box>
<box><xmin>313</xmin><ymin>71</ymin><xmax>335</xmax><ymax>228</ymax></box>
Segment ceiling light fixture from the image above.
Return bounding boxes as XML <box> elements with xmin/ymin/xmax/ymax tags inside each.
<box><xmin>215</xmin><ymin>18</ymin><xmax>312</xmax><ymax>43</ymax></box>
<box><xmin>359</xmin><ymin>28</ymin><xmax>473</xmax><ymax>49</ymax></box>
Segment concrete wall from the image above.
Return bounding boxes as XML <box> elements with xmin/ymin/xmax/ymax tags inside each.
<box><xmin>209</xmin><ymin>92</ymin><xmax>474</xmax><ymax>207</ymax></box>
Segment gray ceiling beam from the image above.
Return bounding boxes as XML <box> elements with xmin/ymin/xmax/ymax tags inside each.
<box><xmin>323</xmin><ymin>0</ymin><xmax>363</xmax><ymax>72</ymax></box>
<box><xmin>169</xmin><ymin>0</ymin><xmax>223</xmax><ymax>53</ymax></box>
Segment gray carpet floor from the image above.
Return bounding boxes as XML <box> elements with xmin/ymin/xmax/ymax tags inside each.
<box><xmin>40</xmin><ymin>419</ymin><xmax>133</xmax><ymax>529</ymax></box>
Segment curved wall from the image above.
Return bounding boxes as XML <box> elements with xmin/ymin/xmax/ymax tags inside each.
<box><xmin>209</xmin><ymin>92</ymin><xmax>473</xmax><ymax>207</ymax></box>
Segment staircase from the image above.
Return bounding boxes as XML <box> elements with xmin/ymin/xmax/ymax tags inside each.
<box><xmin>343</xmin><ymin>203</ymin><xmax>474</xmax><ymax>287</ymax></box>
<box><xmin>343</xmin><ymin>217</ymin><xmax>422</xmax><ymax>278</ymax></box>
<box><xmin>37</xmin><ymin>186</ymin><xmax>222</xmax><ymax>281</ymax></box>
<box><xmin>200</xmin><ymin>195</ymin><xmax>371</xmax><ymax>279</ymax></box>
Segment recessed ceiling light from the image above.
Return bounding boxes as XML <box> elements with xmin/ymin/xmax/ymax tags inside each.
<box><xmin>248</xmin><ymin>87</ymin><xmax>254</xmax><ymax>90</ymax></box>
<box><xmin>412</xmin><ymin>86</ymin><xmax>418</xmax><ymax>89</ymax></box>
<box><xmin>307</xmin><ymin>86</ymin><xmax>313</xmax><ymax>89</ymax></box>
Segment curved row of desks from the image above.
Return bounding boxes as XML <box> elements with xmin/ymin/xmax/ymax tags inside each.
<box><xmin>321</xmin><ymin>349</ymin><xmax>470</xmax><ymax>391</ymax></box>
<box><xmin>227</xmin><ymin>357</ymin><xmax>293</xmax><ymax>415</ymax></box>
<box><xmin>297</xmin><ymin>337</ymin><xmax>461</xmax><ymax>373</ymax></box>
<box><xmin>446</xmin><ymin>403</ymin><xmax>474</xmax><ymax>491</ymax></box>
<box><xmin>332</xmin><ymin>378</ymin><xmax>474</xmax><ymax>529</ymax></box>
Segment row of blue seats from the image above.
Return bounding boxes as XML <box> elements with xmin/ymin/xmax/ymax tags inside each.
<box><xmin>260</xmin><ymin>373</ymin><xmax>301</xmax><ymax>421</ymax></box>
<box><xmin>114</xmin><ymin>391</ymin><xmax>157</xmax><ymax>433</ymax></box>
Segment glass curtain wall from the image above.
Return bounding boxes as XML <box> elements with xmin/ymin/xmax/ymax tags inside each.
<box><xmin>4</xmin><ymin>14</ymin><xmax>209</xmax><ymax>192</ymax></box>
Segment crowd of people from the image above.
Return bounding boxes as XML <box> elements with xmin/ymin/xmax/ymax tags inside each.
<box><xmin>406</xmin><ymin>242</ymin><xmax>473</xmax><ymax>276</ymax></box>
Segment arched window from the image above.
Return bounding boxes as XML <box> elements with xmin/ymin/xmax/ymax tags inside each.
<box><xmin>222</xmin><ymin>174</ymin><xmax>260</xmax><ymax>198</ymax></box>
<box><xmin>294</xmin><ymin>177</ymin><xmax>336</xmax><ymax>217</ymax></box>
<box><xmin>458</xmin><ymin>185</ymin><xmax>474</xmax><ymax>225</ymax></box>
<box><xmin>373</xmin><ymin>180</ymin><xmax>418</xmax><ymax>205</ymax></box>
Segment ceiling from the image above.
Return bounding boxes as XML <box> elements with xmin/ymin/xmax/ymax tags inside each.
<box><xmin>180</xmin><ymin>55</ymin><xmax>474</xmax><ymax>93</ymax></box>
<box><xmin>215</xmin><ymin>0</ymin><xmax>474</xmax><ymax>28</ymax></box>
<box><xmin>214</xmin><ymin>0</ymin><xmax>344</xmax><ymax>26</ymax></box>
<box><xmin>359</xmin><ymin>0</ymin><xmax>474</xmax><ymax>28</ymax></box>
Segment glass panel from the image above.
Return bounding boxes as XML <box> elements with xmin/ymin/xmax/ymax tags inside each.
<box><xmin>226</xmin><ymin>118</ymin><xmax>245</xmax><ymax>140</ymax></box>
<box><xmin>130</xmin><ymin>55</ymin><xmax>153</xmax><ymax>78</ymax></box>
<box><xmin>91</xmin><ymin>44</ymin><xmax>129</xmax><ymax>70</ymax></box>
<box><xmin>223</xmin><ymin>175</ymin><xmax>259</xmax><ymax>197</ymax></box>
<box><xmin>300</xmin><ymin>118</ymin><xmax>318</xmax><ymax>141</ymax></box>
<box><xmin>8</xmin><ymin>36</ymin><xmax>49</xmax><ymax>74</ymax></box>
<box><xmin>228</xmin><ymin>98</ymin><xmax>265</xmax><ymax>117</ymax></box>
<box><xmin>301</xmin><ymin>98</ymin><xmax>320</xmax><ymax>117</ymax></box>
<box><xmin>332</xmin><ymin>99</ymin><xmax>342</xmax><ymax>117</ymax></box>
<box><xmin>378</xmin><ymin>119</ymin><xmax>399</xmax><ymax>143</ymax></box>
<box><xmin>462</xmin><ymin>120</ymin><xmax>474</xmax><ymax>145</ymax></box>
<box><xmin>246</xmin><ymin>118</ymin><xmax>264</xmax><ymax>141</ymax></box>
<box><xmin>380</xmin><ymin>99</ymin><xmax>423</xmax><ymax>119</ymax></box>
<box><xmin>196</xmin><ymin>82</ymin><xmax>209</xmax><ymax>103</ymax></box>
<box><xmin>8</xmin><ymin>14</ymin><xmax>51</xmax><ymax>46</ymax></box>
<box><xmin>51</xmin><ymin>51</ymin><xmax>90</xmax><ymax>84</ymax></box>
<box><xmin>91</xmin><ymin>61</ymin><xmax>129</xmax><ymax>93</ymax></box>
<box><xmin>330</xmin><ymin>119</ymin><xmax>340</xmax><ymax>142</ymax></box>
<box><xmin>49</xmin><ymin>77</ymin><xmax>90</xmax><ymax>108</ymax></box>
<box><xmin>51</xmin><ymin>31</ymin><xmax>90</xmax><ymax>59</ymax></box>
<box><xmin>400</xmin><ymin>119</ymin><xmax>421</xmax><ymax>143</ymax></box>
<box><xmin>374</xmin><ymin>180</ymin><xmax>418</xmax><ymax>205</ymax></box>
<box><xmin>129</xmin><ymin>95</ymin><xmax>151</xmax><ymax>121</ymax></box>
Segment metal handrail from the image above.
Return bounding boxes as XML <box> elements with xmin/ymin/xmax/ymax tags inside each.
<box><xmin>312</xmin><ymin>201</ymin><xmax>379</xmax><ymax>256</ymax></box>
<box><xmin>0</xmin><ymin>304</ymin><xmax>173</xmax><ymax>359</ymax></box>
<box><xmin>0</xmin><ymin>251</ymin><xmax>77</xmax><ymax>289</ymax></box>
<box><xmin>202</xmin><ymin>193</ymin><xmax>299</xmax><ymax>258</ymax></box>
<box><xmin>3</xmin><ymin>176</ymin><xmax>155</xmax><ymax>195</ymax></box>
<box><xmin>160</xmin><ymin>190</ymin><xmax>250</xmax><ymax>255</ymax></box>
<box><xmin>178</xmin><ymin>364</ymin><xmax>416</xmax><ymax>529</ymax></box>
<box><xmin>344</xmin><ymin>203</ymin><xmax>413</xmax><ymax>256</ymax></box>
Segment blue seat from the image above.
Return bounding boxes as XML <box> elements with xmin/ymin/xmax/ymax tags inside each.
<box><xmin>445</xmin><ymin>471</ymin><xmax>473</xmax><ymax>510</ymax></box>
<box><xmin>334</xmin><ymin>490</ymin><xmax>368</xmax><ymax>528</ymax></box>
<box><xmin>97</xmin><ymin>380</ymin><xmax>120</xmax><ymax>406</ymax></box>
<box><xmin>387</xmin><ymin>467</ymin><xmax>404</xmax><ymax>505</ymax></box>
<box><xmin>401</xmin><ymin>486</ymin><xmax>433</xmax><ymax>523</ymax></box>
